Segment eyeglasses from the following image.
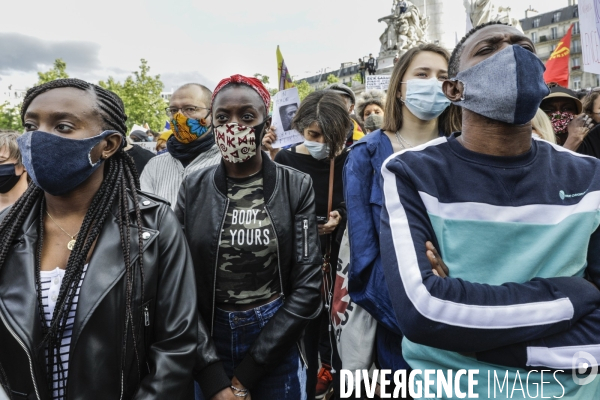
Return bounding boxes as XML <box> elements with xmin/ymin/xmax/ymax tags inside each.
<box><xmin>165</xmin><ymin>106</ymin><xmax>210</xmax><ymax>118</ymax></box>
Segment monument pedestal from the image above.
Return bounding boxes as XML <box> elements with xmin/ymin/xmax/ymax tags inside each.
<box><xmin>376</xmin><ymin>50</ymin><xmax>405</xmax><ymax>75</ymax></box>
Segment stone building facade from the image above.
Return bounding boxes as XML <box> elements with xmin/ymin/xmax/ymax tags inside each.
<box><xmin>520</xmin><ymin>3</ymin><xmax>600</xmax><ymax>90</ymax></box>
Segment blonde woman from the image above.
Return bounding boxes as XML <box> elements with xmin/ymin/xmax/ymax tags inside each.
<box><xmin>531</xmin><ymin>108</ymin><xmax>556</xmax><ymax>143</ymax></box>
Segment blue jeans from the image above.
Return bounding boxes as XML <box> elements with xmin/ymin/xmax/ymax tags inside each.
<box><xmin>196</xmin><ymin>297</ymin><xmax>307</xmax><ymax>400</ymax></box>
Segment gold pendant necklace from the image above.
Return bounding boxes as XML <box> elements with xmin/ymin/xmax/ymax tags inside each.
<box><xmin>45</xmin><ymin>211</ymin><xmax>80</xmax><ymax>251</ymax></box>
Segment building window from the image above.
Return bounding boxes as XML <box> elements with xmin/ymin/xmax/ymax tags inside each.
<box><xmin>574</xmin><ymin>8</ymin><xmax>579</xmax><ymax>18</ymax></box>
<box><xmin>531</xmin><ymin>32</ymin><xmax>538</xmax><ymax>43</ymax></box>
<box><xmin>553</xmin><ymin>12</ymin><xmax>561</xmax><ymax>22</ymax></box>
<box><xmin>574</xmin><ymin>22</ymin><xmax>580</xmax><ymax>35</ymax></box>
<box><xmin>596</xmin><ymin>75</ymin><xmax>600</xmax><ymax>87</ymax></box>
<box><xmin>551</xmin><ymin>27</ymin><xmax>558</xmax><ymax>40</ymax></box>
<box><xmin>573</xmin><ymin>58</ymin><xmax>580</xmax><ymax>67</ymax></box>
<box><xmin>551</xmin><ymin>44</ymin><xmax>557</xmax><ymax>52</ymax></box>
<box><xmin>573</xmin><ymin>39</ymin><xmax>581</xmax><ymax>53</ymax></box>
<box><xmin>533</xmin><ymin>18</ymin><xmax>540</xmax><ymax>28</ymax></box>
<box><xmin>573</xmin><ymin>78</ymin><xmax>581</xmax><ymax>90</ymax></box>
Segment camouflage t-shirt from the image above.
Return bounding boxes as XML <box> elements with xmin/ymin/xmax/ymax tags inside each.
<box><xmin>215</xmin><ymin>172</ymin><xmax>280</xmax><ymax>304</ymax></box>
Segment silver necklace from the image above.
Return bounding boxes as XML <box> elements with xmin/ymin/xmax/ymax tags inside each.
<box><xmin>395</xmin><ymin>131</ymin><xmax>413</xmax><ymax>149</ymax></box>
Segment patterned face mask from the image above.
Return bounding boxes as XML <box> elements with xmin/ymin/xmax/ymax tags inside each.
<box><xmin>550</xmin><ymin>111</ymin><xmax>574</xmax><ymax>135</ymax></box>
<box><xmin>214</xmin><ymin>121</ymin><xmax>267</xmax><ymax>163</ymax></box>
<box><xmin>170</xmin><ymin>112</ymin><xmax>210</xmax><ymax>144</ymax></box>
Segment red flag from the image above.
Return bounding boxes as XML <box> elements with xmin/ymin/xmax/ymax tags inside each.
<box><xmin>543</xmin><ymin>24</ymin><xmax>573</xmax><ymax>87</ymax></box>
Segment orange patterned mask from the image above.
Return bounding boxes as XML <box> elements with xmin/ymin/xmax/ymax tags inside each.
<box><xmin>170</xmin><ymin>112</ymin><xmax>210</xmax><ymax>144</ymax></box>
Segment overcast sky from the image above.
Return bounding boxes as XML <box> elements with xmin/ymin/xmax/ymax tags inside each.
<box><xmin>0</xmin><ymin>0</ymin><xmax>574</xmax><ymax>92</ymax></box>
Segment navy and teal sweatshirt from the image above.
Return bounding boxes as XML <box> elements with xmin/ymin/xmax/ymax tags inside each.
<box><xmin>380</xmin><ymin>133</ymin><xmax>600</xmax><ymax>398</ymax></box>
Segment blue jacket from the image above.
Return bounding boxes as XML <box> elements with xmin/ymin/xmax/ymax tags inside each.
<box><xmin>343</xmin><ymin>129</ymin><xmax>408</xmax><ymax>370</ymax></box>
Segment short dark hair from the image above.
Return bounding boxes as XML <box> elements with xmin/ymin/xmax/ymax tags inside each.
<box><xmin>281</xmin><ymin>103</ymin><xmax>298</xmax><ymax>113</ymax></box>
<box><xmin>291</xmin><ymin>91</ymin><xmax>352</xmax><ymax>159</ymax></box>
<box><xmin>448</xmin><ymin>21</ymin><xmax>508</xmax><ymax>78</ymax></box>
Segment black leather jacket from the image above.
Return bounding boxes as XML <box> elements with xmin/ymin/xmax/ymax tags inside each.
<box><xmin>0</xmin><ymin>191</ymin><xmax>197</xmax><ymax>400</ymax></box>
<box><xmin>175</xmin><ymin>156</ymin><xmax>323</xmax><ymax>398</ymax></box>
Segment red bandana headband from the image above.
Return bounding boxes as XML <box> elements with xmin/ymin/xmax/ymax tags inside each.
<box><xmin>212</xmin><ymin>74</ymin><xmax>271</xmax><ymax>112</ymax></box>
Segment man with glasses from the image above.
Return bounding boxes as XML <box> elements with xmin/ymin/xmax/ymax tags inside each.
<box><xmin>141</xmin><ymin>83</ymin><xmax>221</xmax><ymax>208</ymax></box>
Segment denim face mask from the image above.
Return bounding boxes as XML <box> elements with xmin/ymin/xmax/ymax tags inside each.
<box><xmin>452</xmin><ymin>45</ymin><xmax>550</xmax><ymax>125</ymax></box>
<box><xmin>17</xmin><ymin>130</ymin><xmax>117</xmax><ymax>196</ymax></box>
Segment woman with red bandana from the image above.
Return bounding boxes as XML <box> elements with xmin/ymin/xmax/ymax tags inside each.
<box><xmin>176</xmin><ymin>75</ymin><xmax>322</xmax><ymax>400</ymax></box>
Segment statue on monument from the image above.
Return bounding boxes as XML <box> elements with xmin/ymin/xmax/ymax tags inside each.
<box><xmin>378</xmin><ymin>0</ymin><xmax>428</xmax><ymax>53</ymax></box>
<box><xmin>464</xmin><ymin>0</ymin><xmax>522</xmax><ymax>31</ymax></box>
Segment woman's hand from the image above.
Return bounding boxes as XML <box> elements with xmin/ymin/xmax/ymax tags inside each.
<box><xmin>564</xmin><ymin>114</ymin><xmax>595</xmax><ymax>151</ymax></box>
<box><xmin>262</xmin><ymin>126</ymin><xmax>281</xmax><ymax>159</ymax></box>
<box><xmin>425</xmin><ymin>241</ymin><xmax>449</xmax><ymax>278</ymax></box>
<box><xmin>318</xmin><ymin>211</ymin><xmax>341</xmax><ymax>236</ymax></box>
<box><xmin>262</xmin><ymin>127</ymin><xmax>277</xmax><ymax>150</ymax></box>
<box><xmin>210</xmin><ymin>388</ymin><xmax>237</xmax><ymax>400</ymax></box>
<box><xmin>229</xmin><ymin>377</ymin><xmax>251</xmax><ymax>399</ymax></box>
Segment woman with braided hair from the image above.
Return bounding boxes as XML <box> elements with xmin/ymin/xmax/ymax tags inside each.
<box><xmin>0</xmin><ymin>78</ymin><xmax>197</xmax><ymax>399</ymax></box>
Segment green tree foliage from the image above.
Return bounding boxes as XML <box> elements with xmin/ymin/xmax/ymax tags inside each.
<box><xmin>99</xmin><ymin>59</ymin><xmax>167</xmax><ymax>132</ymax></box>
<box><xmin>326</xmin><ymin>74</ymin><xmax>340</xmax><ymax>85</ymax></box>
<box><xmin>37</xmin><ymin>59</ymin><xmax>69</xmax><ymax>85</ymax></box>
<box><xmin>0</xmin><ymin>102</ymin><xmax>22</xmax><ymax>130</ymax></box>
<box><xmin>293</xmin><ymin>80</ymin><xmax>314</xmax><ymax>101</ymax></box>
<box><xmin>254</xmin><ymin>73</ymin><xmax>270</xmax><ymax>85</ymax></box>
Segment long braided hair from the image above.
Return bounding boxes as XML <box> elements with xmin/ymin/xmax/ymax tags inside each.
<box><xmin>0</xmin><ymin>79</ymin><xmax>145</xmax><ymax>398</ymax></box>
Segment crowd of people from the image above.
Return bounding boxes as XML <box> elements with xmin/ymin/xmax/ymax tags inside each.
<box><xmin>1</xmin><ymin>20</ymin><xmax>600</xmax><ymax>400</ymax></box>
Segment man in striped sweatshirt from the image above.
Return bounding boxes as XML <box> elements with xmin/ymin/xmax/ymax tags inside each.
<box><xmin>141</xmin><ymin>83</ymin><xmax>221</xmax><ymax>208</ymax></box>
<box><xmin>380</xmin><ymin>22</ymin><xmax>600</xmax><ymax>398</ymax></box>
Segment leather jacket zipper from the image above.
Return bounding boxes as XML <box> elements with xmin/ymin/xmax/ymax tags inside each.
<box><xmin>143</xmin><ymin>306</ymin><xmax>150</xmax><ymax>327</ymax></box>
<box><xmin>0</xmin><ymin>309</ymin><xmax>41</xmax><ymax>400</ymax></box>
<box><xmin>264</xmin><ymin>206</ymin><xmax>284</xmax><ymax>294</ymax></box>
<box><xmin>211</xmin><ymin>198</ymin><xmax>229</xmax><ymax>335</ymax></box>
<box><xmin>303</xmin><ymin>219</ymin><xmax>308</xmax><ymax>258</ymax></box>
<box><xmin>119</xmin><ymin>313</ymin><xmax>131</xmax><ymax>400</ymax></box>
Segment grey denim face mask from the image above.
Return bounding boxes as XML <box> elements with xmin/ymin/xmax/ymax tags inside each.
<box><xmin>452</xmin><ymin>45</ymin><xmax>550</xmax><ymax>125</ymax></box>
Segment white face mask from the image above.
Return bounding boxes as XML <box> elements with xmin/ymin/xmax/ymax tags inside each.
<box><xmin>401</xmin><ymin>78</ymin><xmax>451</xmax><ymax>121</ymax></box>
<box><xmin>303</xmin><ymin>140</ymin><xmax>330</xmax><ymax>160</ymax></box>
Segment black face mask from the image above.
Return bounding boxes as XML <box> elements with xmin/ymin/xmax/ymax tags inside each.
<box><xmin>0</xmin><ymin>163</ymin><xmax>22</xmax><ymax>194</ymax></box>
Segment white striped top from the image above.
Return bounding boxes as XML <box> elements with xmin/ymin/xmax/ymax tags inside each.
<box><xmin>40</xmin><ymin>265</ymin><xmax>87</xmax><ymax>400</ymax></box>
<box><xmin>140</xmin><ymin>146</ymin><xmax>221</xmax><ymax>209</ymax></box>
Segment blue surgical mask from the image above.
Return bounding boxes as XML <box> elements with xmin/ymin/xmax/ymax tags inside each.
<box><xmin>304</xmin><ymin>140</ymin><xmax>330</xmax><ymax>160</ymax></box>
<box><xmin>402</xmin><ymin>78</ymin><xmax>450</xmax><ymax>121</ymax></box>
<box><xmin>17</xmin><ymin>130</ymin><xmax>117</xmax><ymax>196</ymax></box>
<box><xmin>451</xmin><ymin>45</ymin><xmax>549</xmax><ymax>125</ymax></box>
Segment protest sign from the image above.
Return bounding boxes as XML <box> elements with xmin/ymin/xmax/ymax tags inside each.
<box><xmin>134</xmin><ymin>142</ymin><xmax>157</xmax><ymax>154</ymax></box>
<box><xmin>271</xmin><ymin>87</ymin><xmax>304</xmax><ymax>148</ymax></box>
<box><xmin>579</xmin><ymin>0</ymin><xmax>600</xmax><ymax>74</ymax></box>
<box><xmin>365</xmin><ymin>75</ymin><xmax>390</xmax><ymax>91</ymax></box>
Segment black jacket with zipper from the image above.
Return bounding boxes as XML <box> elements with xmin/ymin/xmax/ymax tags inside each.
<box><xmin>175</xmin><ymin>155</ymin><xmax>323</xmax><ymax>398</ymax></box>
<box><xmin>0</xmin><ymin>190</ymin><xmax>197</xmax><ymax>400</ymax></box>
